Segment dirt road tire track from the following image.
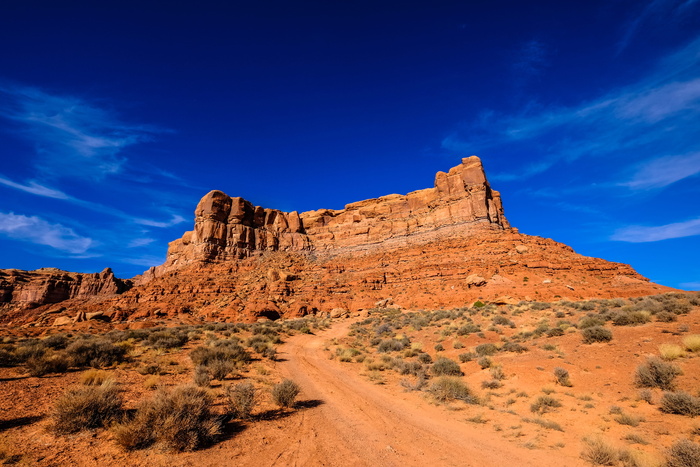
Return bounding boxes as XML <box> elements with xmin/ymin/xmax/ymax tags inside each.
<box><xmin>264</xmin><ymin>320</ymin><xmax>583</xmax><ymax>467</ymax></box>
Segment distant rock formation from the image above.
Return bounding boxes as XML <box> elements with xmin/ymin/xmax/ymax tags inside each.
<box><xmin>143</xmin><ymin>156</ymin><xmax>510</xmax><ymax>280</ymax></box>
<box><xmin>0</xmin><ymin>156</ymin><xmax>676</xmax><ymax>325</ymax></box>
<box><xmin>0</xmin><ymin>268</ymin><xmax>132</xmax><ymax>323</ymax></box>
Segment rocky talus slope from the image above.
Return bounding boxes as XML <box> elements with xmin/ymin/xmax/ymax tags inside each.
<box><xmin>0</xmin><ymin>157</ymin><xmax>674</xmax><ymax>324</ymax></box>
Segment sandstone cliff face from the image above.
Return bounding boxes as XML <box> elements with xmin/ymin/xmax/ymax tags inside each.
<box><xmin>0</xmin><ymin>156</ymin><xmax>676</xmax><ymax>325</ymax></box>
<box><xmin>0</xmin><ymin>268</ymin><xmax>131</xmax><ymax>311</ymax></box>
<box><xmin>145</xmin><ymin>156</ymin><xmax>510</xmax><ymax>279</ymax></box>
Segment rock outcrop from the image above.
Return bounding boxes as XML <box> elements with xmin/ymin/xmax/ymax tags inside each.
<box><xmin>0</xmin><ymin>268</ymin><xmax>132</xmax><ymax>322</ymax></box>
<box><xmin>144</xmin><ymin>156</ymin><xmax>509</xmax><ymax>279</ymax></box>
<box><xmin>0</xmin><ymin>156</ymin><xmax>678</xmax><ymax>325</ymax></box>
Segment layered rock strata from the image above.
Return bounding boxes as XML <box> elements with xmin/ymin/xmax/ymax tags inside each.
<box><xmin>144</xmin><ymin>156</ymin><xmax>510</xmax><ymax>279</ymax></box>
<box><xmin>0</xmin><ymin>156</ymin><xmax>676</xmax><ymax>325</ymax></box>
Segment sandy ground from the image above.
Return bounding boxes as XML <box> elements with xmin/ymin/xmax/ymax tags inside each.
<box><xmin>1</xmin><ymin>306</ymin><xmax>699</xmax><ymax>466</ymax></box>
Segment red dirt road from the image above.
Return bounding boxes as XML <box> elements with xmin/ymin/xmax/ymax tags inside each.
<box><xmin>254</xmin><ymin>321</ymin><xmax>584</xmax><ymax>467</ymax></box>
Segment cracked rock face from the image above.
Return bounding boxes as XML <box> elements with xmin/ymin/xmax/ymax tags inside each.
<box><xmin>147</xmin><ymin>156</ymin><xmax>510</xmax><ymax>278</ymax></box>
<box><xmin>0</xmin><ymin>156</ymin><xmax>675</xmax><ymax>325</ymax></box>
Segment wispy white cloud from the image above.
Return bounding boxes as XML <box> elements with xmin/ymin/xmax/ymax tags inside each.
<box><xmin>617</xmin><ymin>0</ymin><xmax>700</xmax><ymax>53</ymax></box>
<box><xmin>127</xmin><ymin>237</ymin><xmax>156</xmax><ymax>248</ymax></box>
<box><xmin>611</xmin><ymin>216</ymin><xmax>700</xmax><ymax>242</ymax></box>
<box><xmin>0</xmin><ymin>212</ymin><xmax>93</xmax><ymax>254</ymax></box>
<box><xmin>134</xmin><ymin>214</ymin><xmax>186</xmax><ymax>228</ymax></box>
<box><xmin>680</xmin><ymin>281</ymin><xmax>700</xmax><ymax>290</ymax></box>
<box><xmin>622</xmin><ymin>152</ymin><xmax>700</xmax><ymax>189</ymax></box>
<box><xmin>0</xmin><ymin>84</ymin><xmax>161</xmax><ymax>180</ymax></box>
<box><xmin>0</xmin><ymin>172</ymin><xmax>187</xmax><ymax>229</ymax></box>
<box><xmin>444</xmin><ymin>36</ymin><xmax>700</xmax><ymax>183</ymax></box>
<box><xmin>0</xmin><ymin>176</ymin><xmax>70</xmax><ymax>199</ymax></box>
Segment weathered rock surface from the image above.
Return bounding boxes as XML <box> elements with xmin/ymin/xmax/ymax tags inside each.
<box><xmin>0</xmin><ymin>156</ymin><xmax>677</xmax><ymax>325</ymax></box>
<box><xmin>142</xmin><ymin>156</ymin><xmax>509</xmax><ymax>280</ymax></box>
<box><xmin>0</xmin><ymin>268</ymin><xmax>132</xmax><ymax>323</ymax></box>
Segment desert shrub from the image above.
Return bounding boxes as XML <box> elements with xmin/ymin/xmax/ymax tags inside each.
<box><xmin>666</xmin><ymin>439</ymin><xmax>700</xmax><ymax>467</ymax></box>
<box><xmin>80</xmin><ymin>369</ymin><xmax>111</xmax><ymax>386</ymax></box>
<box><xmin>261</xmin><ymin>346</ymin><xmax>277</xmax><ymax>360</ymax></box>
<box><xmin>638</xmin><ymin>389</ymin><xmax>654</xmax><ymax>404</ymax></box>
<box><xmin>580</xmin><ymin>437</ymin><xmax>618</xmax><ymax>466</ymax></box>
<box><xmin>113</xmin><ymin>385</ymin><xmax>220</xmax><ymax>452</ymax></box>
<box><xmin>429</xmin><ymin>377</ymin><xmax>478</xmax><ymax>404</ymax></box>
<box><xmin>43</xmin><ymin>334</ymin><xmax>69</xmax><ymax>350</ymax></box>
<box><xmin>147</xmin><ymin>330</ymin><xmax>188</xmax><ymax>349</ymax></box>
<box><xmin>393</xmin><ymin>360</ymin><xmax>424</xmax><ymax>376</ymax></box>
<box><xmin>523</xmin><ymin>417</ymin><xmax>563</xmax><ymax>431</ymax></box>
<box><xmin>634</xmin><ymin>357</ymin><xmax>681</xmax><ymax>390</ymax></box>
<box><xmin>137</xmin><ymin>363</ymin><xmax>161</xmax><ymax>375</ymax></box>
<box><xmin>26</xmin><ymin>351</ymin><xmax>70</xmax><ymax>376</ymax></box>
<box><xmin>489</xmin><ymin>365</ymin><xmax>505</xmax><ymax>380</ymax></box>
<box><xmin>660</xmin><ymin>392</ymin><xmax>700</xmax><ymax>417</ymax></box>
<box><xmin>579</xmin><ymin>316</ymin><xmax>606</xmax><ymax>329</ymax></box>
<box><xmin>0</xmin><ymin>347</ymin><xmax>18</xmax><ymax>367</ymax></box>
<box><xmin>656</xmin><ymin>311</ymin><xmax>677</xmax><ymax>322</ymax></box>
<box><xmin>581</xmin><ymin>326</ymin><xmax>613</xmax><ymax>344</ymax></box>
<box><xmin>66</xmin><ymin>338</ymin><xmax>126</xmax><ymax>368</ymax></box>
<box><xmin>477</xmin><ymin>356</ymin><xmax>492</xmax><ymax>369</ymax></box>
<box><xmin>208</xmin><ymin>359</ymin><xmax>237</xmax><ymax>380</ymax></box>
<box><xmin>271</xmin><ymin>379</ymin><xmax>301</xmax><ymax>408</ymax></box>
<box><xmin>190</xmin><ymin>344</ymin><xmax>250</xmax><ymax>367</ymax></box>
<box><xmin>51</xmin><ymin>382</ymin><xmax>122</xmax><ymax>434</ymax></box>
<box><xmin>553</xmin><ymin>367</ymin><xmax>572</xmax><ymax>387</ymax></box>
<box><xmin>417</xmin><ymin>352</ymin><xmax>432</xmax><ymax>364</ymax></box>
<box><xmin>475</xmin><ymin>343</ymin><xmax>498</xmax><ymax>356</ymax></box>
<box><xmin>615</xmin><ymin>412</ymin><xmax>643</xmax><ymax>427</ymax></box>
<box><xmin>546</xmin><ymin>328</ymin><xmax>565</xmax><ymax>338</ymax></box>
<box><xmin>431</xmin><ymin>357</ymin><xmax>462</xmax><ymax>376</ymax></box>
<box><xmin>377</xmin><ymin>339</ymin><xmax>407</xmax><ymax>353</ymax></box>
<box><xmin>501</xmin><ymin>342</ymin><xmax>528</xmax><ymax>353</ymax></box>
<box><xmin>492</xmin><ymin>315</ymin><xmax>513</xmax><ymax>326</ymax></box>
<box><xmin>226</xmin><ymin>382</ymin><xmax>257</xmax><ymax>419</ymax></box>
<box><xmin>481</xmin><ymin>379</ymin><xmax>502</xmax><ymax>389</ymax></box>
<box><xmin>433</xmin><ymin>343</ymin><xmax>444</xmax><ymax>352</ymax></box>
<box><xmin>683</xmin><ymin>335</ymin><xmax>700</xmax><ymax>352</ymax></box>
<box><xmin>457</xmin><ymin>323</ymin><xmax>481</xmax><ymax>335</ymax></box>
<box><xmin>13</xmin><ymin>340</ymin><xmax>46</xmax><ymax>363</ymax></box>
<box><xmin>612</xmin><ymin>311</ymin><xmax>651</xmax><ymax>326</ymax></box>
<box><xmin>193</xmin><ymin>365</ymin><xmax>212</xmax><ymax>387</ymax></box>
<box><xmin>458</xmin><ymin>352</ymin><xmax>476</xmax><ymax>363</ymax></box>
<box><xmin>530</xmin><ymin>395</ymin><xmax>562</xmax><ymax>414</ymax></box>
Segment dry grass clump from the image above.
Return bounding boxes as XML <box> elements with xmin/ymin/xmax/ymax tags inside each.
<box><xmin>659</xmin><ymin>344</ymin><xmax>686</xmax><ymax>361</ymax></box>
<box><xmin>666</xmin><ymin>439</ymin><xmax>700</xmax><ymax>467</ymax></box>
<box><xmin>580</xmin><ymin>437</ymin><xmax>618</xmax><ymax>466</ymax></box>
<box><xmin>581</xmin><ymin>326</ymin><xmax>613</xmax><ymax>344</ymax></box>
<box><xmin>431</xmin><ymin>357</ymin><xmax>463</xmax><ymax>376</ymax></box>
<box><xmin>113</xmin><ymin>385</ymin><xmax>220</xmax><ymax>452</ymax></box>
<box><xmin>660</xmin><ymin>392</ymin><xmax>700</xmax><ymax>417</ymax></box>
<box><xmin>614</xmin><ymin>412</ymin><xmax>644</xmax><ymax>427</ymax></box>
<box><xmin>80</xmin><ymin>369</ymin><xmax>112</xmax><ymax>386</ymax></box>
<box><xmin>25</xmin><ymin>351</ymin><xmax>70</xmax><ymax>377</ymax></box>
<box><xmin>530</xmin><ymin>395</ymin><xmax>562</xmax><ymax>414</ymax></box>
<box><xmin>429</xmin><ymin>377</ymin><xmax>479</xmax><ymax>404</ymax></box>
<box><xmin>634</xmin><ymin>357</ymin><xmax>681</xmax><ymax>390</ymax></box>
<box><xmin>66</xmin><ymin>338</ymin><xmax>126</xmax><ymax>368</ymax></box>
<box><xmin>271</xmin><ymin>379</ymin><xmax>301</xmax><ymax>408</ymax></box>
<box><xmin>51</xmin><ymin>382</ymin><xmax>122</xmax><ymax>434</ymax></box>
<box><xmin>553</xmin><ymin>367</ymin><xmax>572</xmax><ymax>387</ymax></box>
<box><xmin>227</xmin><ymin>382</ymin><xmax>257</xmax><ymax>419</ymax></box>
<box><xmin>682</xmin><ymin>335</ymin><xmax>700</xmax><ymax>352</ymax></box>
<box><xmin>143</xmin><ymin>375</ymin><xmax>160</xmax><ymax>390</ymax></box>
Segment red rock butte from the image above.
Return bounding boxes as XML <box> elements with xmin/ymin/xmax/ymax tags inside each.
<box><xmin>0</xmin><ymin>156</ymin><xmax>675</xmax><ymax>325</ymax></box>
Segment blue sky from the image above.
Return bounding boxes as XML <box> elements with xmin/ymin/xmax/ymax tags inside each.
<box><xmin>0</xmin><ymin>0</ymin><xmax>699</xmax><ymax>290</ymax></box>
